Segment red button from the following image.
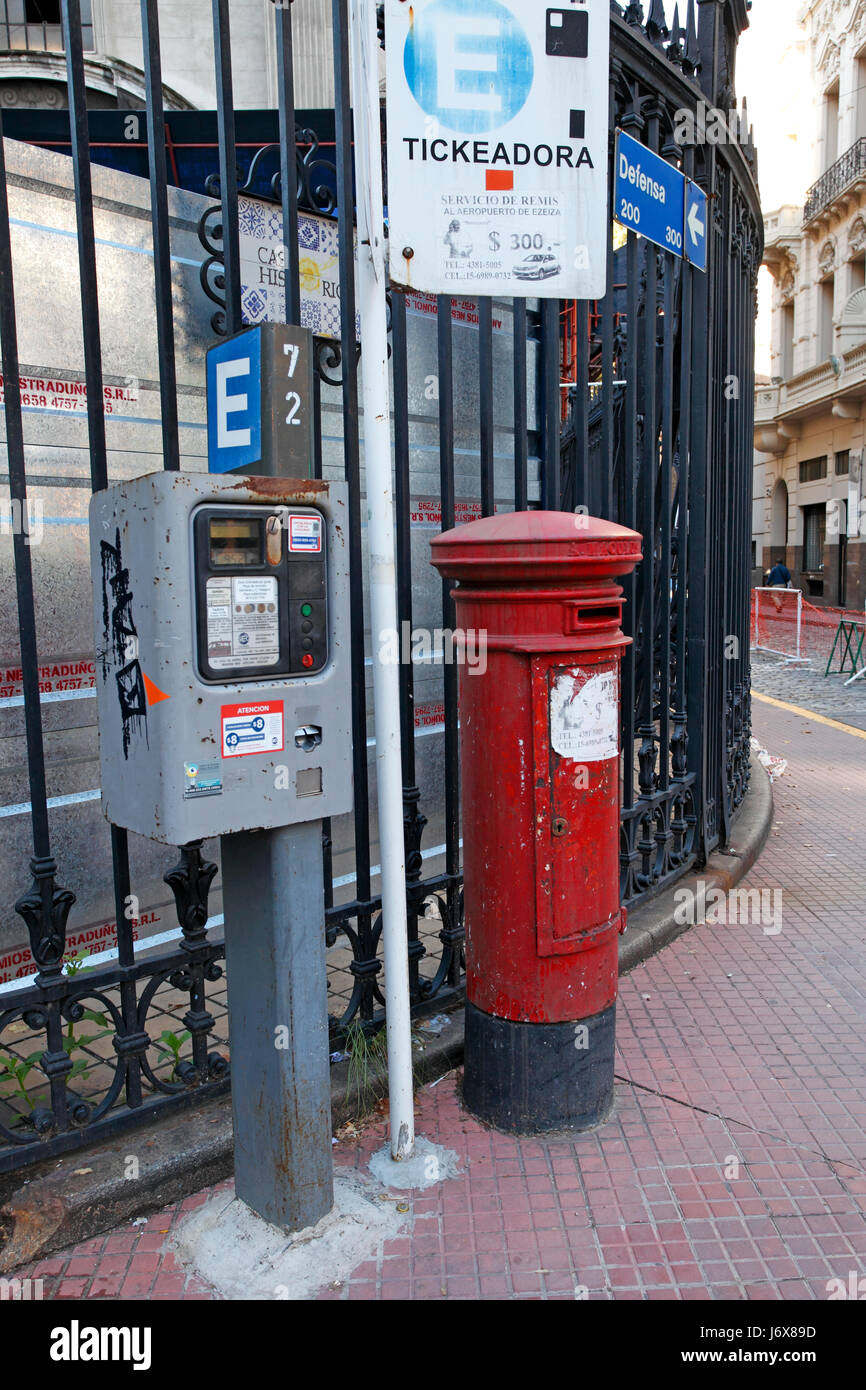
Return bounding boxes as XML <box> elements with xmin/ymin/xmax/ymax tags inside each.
<box><xmin>302</xmin><ymin>654</ymin><xmax>314</xmax><ymax>668</ymax></box>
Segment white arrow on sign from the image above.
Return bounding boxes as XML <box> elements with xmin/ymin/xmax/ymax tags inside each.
<box><xmin>688</xmin><ymin>200</ymin><xmax>705</xmax><ymax>245</ymax></box>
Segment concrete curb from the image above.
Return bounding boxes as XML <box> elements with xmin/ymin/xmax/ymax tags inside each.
<box><xmin>0</xmin><ymin>758</ymin><xmax>772</xmax><ymax>1274</ymax></box>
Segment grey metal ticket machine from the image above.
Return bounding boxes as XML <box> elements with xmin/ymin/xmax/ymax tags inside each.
<box><xmin>90</xmin><ymin>471</ymin><xmax>352</xmax><ymax>1233</ymax></box>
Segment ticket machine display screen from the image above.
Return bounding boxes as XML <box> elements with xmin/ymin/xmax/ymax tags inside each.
<box><xmin>209</xmin><ymin>518</ymin><xmax>263</xmax><ymax>568</ymax></box>
<box><xmin>193</xmin><ymin>505</ymin><xmax>328</xmax><ymax>683</ymax></box>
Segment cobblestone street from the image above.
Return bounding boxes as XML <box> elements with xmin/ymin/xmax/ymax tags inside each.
<box><xmin>13</xmin><ymin>679</ymin><xmax>866</xmax><ymax>1302</ymax></box>
<box><xmin>752</xmin><ymin>654</ymin><xmax>866</xmax><ymax>731</ymax></box>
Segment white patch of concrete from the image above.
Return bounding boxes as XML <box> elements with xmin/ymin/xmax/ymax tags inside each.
<box><xmin>369</xmin><ymin>1135</ymin><xmax>461</xmax><ymax>1190</ymax></box>
<box><xmin>172</xmin><ymin>1170</ymin><xmax>409</xmax><ymax>1300</ymax></box>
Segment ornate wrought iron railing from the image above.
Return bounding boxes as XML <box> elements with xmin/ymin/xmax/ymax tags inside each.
<box><xmin>804</xmin><ymin>138</ymin><xmax>866</xmax><ymax>225</ymax></box>
<box><xmin>0</xmin><ymin>0</ymin><xmax>761</xmax><ymax>1173</ymax></box>
<box><xmin>564</xmin><ymin>0</ymin><xmax>761</xmax><ymax>895</ymax></box>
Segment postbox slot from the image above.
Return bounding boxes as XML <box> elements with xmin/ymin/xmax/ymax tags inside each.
<box><xmin>564</xmin><ymin>603</ymin><xmax>621</xmax><ymax>632</ymax></box>
<box><xmin>578</xmin><ymin>606</ymin><xmax>620</xmax><ymax>624</ymax></box>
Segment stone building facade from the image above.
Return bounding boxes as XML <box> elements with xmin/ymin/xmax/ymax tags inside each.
<box><xmin>0</xmin><ymin>0</ymin><xmax>335</xmax><ymax>111</ymax></box>
<box><xmin>754</xmin><ymin>0</ymin><xmax>866</xmax><ymax>611</ymax></box>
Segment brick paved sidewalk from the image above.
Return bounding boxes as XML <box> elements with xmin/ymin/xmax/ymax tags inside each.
<box><xmin>13</xmin><ymin>699</ymin><xmax>866</xmax><ymax>1300</ymax></box>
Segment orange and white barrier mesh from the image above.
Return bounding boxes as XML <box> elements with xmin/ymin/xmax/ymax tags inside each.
<box><xmin>751</xmin><ymin>588</ymin><xmax>866</xmax><ymax>668</ymax></box>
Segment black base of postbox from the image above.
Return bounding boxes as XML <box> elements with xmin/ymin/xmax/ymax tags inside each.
<box><xmin>462</xmin><ymin>1000</ymin><xmax>616</xmax><ymax>1134</ymax></box>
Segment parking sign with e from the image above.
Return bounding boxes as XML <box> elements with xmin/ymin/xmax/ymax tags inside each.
<box><xmin>386</xmin><ymin>0</ymin><xmax>610</xmax><ymax>299</ymax></box>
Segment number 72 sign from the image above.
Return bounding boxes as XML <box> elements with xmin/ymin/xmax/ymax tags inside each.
<box><xmin>206</xmin><ymin>323</ymin><xmax>315</xmax><ymax>477</ymax></box>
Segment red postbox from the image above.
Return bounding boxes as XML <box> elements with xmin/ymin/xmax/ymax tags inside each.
<box><xmin>430</xmin><ymin>511</ymin><xmax>642</xmax><ymax>1132</ymax></box>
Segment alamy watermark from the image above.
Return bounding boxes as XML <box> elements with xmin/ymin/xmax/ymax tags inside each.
<box><xmin>1</xmin><ymin>1277</ymin><xmax>44</xmax><ymax>1301</ymax></box>
<box><xmin>827</xmin><ymin>1272</ymin><xmax>866</xmax><ymax>1300</ymax></box>
<box><xmin>674</xmin><ymin>102</ymin><xmax>750</xmax><ymax>148</ymax></box>
<box><xmin>50</xmin><ymin>1321</ymin><xmax>151</xmax><ymax>1370</ymax></box>
<box><xmin>827</xmin><ymin>497</ymin><xmax>866</xmax><ymax>540</ymax></box>
<box><xmin>378</xmin><ymin>622</ymin><xmax>488</xmax><ymax>675</ymax></box>
<box><xmin>673</xmin><ymin>881</ymin><xmax>783</xmax><ymax>936</ymax></box>
<box><xmin>1</xmin><ymin>498</ymin><xmax>44</xmax><ymax>546</ymax></box>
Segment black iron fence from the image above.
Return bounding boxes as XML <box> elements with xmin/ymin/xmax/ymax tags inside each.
<box><xmin>562</xmin><ymin>0</ymin><xmax>761</xmax><ymax>894</ymax></box>
<box><xmin>0</xmin><ymin>0</ymin><xmax>761</xmax><ymax>1173</ymax></box>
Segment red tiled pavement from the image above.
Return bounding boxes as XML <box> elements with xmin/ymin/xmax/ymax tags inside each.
<box><xmin>12</xmin><ymin>698</ymin><xmax>866</xmax><ymax>1300</ymax></box>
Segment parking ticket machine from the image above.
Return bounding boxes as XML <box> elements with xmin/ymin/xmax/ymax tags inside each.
<box><xmin>89</xmin><ymin>470</ymin><xmax>353</xmax><ymax>1235</ymax></box>
<box><xmin>89</xmin><ymin>471</ymin><xmax>352</xmax><ymax>846</ymax></box>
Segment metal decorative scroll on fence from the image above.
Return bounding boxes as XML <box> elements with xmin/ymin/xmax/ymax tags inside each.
<box><xmin>0</xmin><ymin>0</ymin><xmax>761</xmax><ymax>1173</ymax></box>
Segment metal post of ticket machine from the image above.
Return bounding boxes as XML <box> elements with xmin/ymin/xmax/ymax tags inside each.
<box><xmin>90</xmin><ymin>324</ymin><xmax>352</xmax><ymax>1233</ymax></box>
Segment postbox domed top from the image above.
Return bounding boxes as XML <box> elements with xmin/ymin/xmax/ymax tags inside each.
<box><xmin>429</xmin><ymin>510</ymin><xmax>642</xmax><ymax>584</ymax></box>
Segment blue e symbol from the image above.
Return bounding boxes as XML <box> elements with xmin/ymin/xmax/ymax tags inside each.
<box><xmin>404</xmin><ymin>0</ymin><xmax>534</xmax><ymax>135</ymax></box>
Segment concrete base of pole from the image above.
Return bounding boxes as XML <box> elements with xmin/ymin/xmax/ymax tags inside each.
<box><xmin>463</xmin><ymin>1000</ymin><xmax>616</xmax><ymax>1134</ymax></box>
<box><xmin>368</xmin><ymin>1136</ymin><xmax>461</xmax><ymax>1191</ymax></box>
<box><xmin>173</xmin><ymin>1170</ymin><xmax>409</xmax><ymax>1300</ymax></box>
<box><xmin>221</xmin><ymin>822</ymin><xmax>333</xmax><ymax>1235</ymax></box>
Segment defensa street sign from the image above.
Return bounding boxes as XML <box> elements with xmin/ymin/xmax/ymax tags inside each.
<box><xmin>386</xmin><ymin>0</ymin><xmax>610</xmax><ymax>299</ymax></box>
<box><xmin>614</xmin><ymin>129</ymin><xmax>708</xmax><ymax>272</ymax></box>
<box><xmin>206</xmin><ymin>323</ymin><xmax>314</xmax><ymax>477</ymax></box>
<box><xmin>614</xmin><ymin>130</ymin><xmax>685</xmax><ymax>256</ymax></box>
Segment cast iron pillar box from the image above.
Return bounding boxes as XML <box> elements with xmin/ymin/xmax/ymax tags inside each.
<box><xmin>430</xmin><ymin>511</ymin><xmax>642</xmax><ymax>1133</ymax></box>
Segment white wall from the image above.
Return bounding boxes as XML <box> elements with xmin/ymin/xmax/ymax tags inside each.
<box><xmin>91</xmin><ymin>0</ymin><xmax>335</xmax><ymax>111</ymax></box>
<box><xmin>738</xmin><ymin>5</ymin><xmax>814</xmax><ymax>377</ymax></box>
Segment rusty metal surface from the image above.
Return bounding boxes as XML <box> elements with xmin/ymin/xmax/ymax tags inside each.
<box><xmin>430</xmin><ymin>510</ymin><xmax>641</xmax><ymax>1027</ymax></box>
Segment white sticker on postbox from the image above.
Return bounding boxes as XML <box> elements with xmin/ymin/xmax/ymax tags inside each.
<box><xmin>288</xmin><ymin>515</ymin><xmax>322</xmax><ymax>553</ymax></box>
<box><xmin>221</xmin><ymin>700</ymin><xmax>284</xmax><ymax>758</ymax></box>
<box><xmin>550</xmin><ymin>668</ymin><xmax>618</xmax><ymax>763</ymax></box>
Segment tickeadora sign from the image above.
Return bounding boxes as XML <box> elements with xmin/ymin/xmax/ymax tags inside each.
<box><xmin>386</xmin><ymin>0</ymin><xmax>610</xmax><ymax>299</ymax></box>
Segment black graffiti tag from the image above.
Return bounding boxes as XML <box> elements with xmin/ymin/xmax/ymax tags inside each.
<box><xmin>100</xmin><ymin>529</ymin><xmax>147</xmax><ymax>758</ymax></box>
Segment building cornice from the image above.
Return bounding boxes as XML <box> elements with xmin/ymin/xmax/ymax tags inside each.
<box><xmin>754</xmin><ymin>341</ymin><xmax>866</xmax><ymax>444</ymax></box>
<box><xmin>0</xmin><ymin>50</ymin><xmax>194</xmax><ymax>110</ymax></box>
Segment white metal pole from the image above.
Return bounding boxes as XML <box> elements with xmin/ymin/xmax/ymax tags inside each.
<box><xmin>347</xmin><ymin>0</ymin><xmax>415</xmax><ymax>1161</ymax></box>
<box><xmin>795</xmin><ymin>589</ymin><xmax>802</xmax><ymax>662</ymax></box>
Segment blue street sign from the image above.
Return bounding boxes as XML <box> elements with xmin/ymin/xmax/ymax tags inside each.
<box><xmin>206</xmin><ymin>327</ymin><xmax>262</xmax><ymax>474</ymax></box>
<box><xmin>615</xmin><ymin>129</ymin><xmax>686</xmax><ymax>257</ymax></box>
<box><xmin>614</xmin><ymin>130</ymin><xmax>707</xmax><ymax>274</ymax></box>
<box><xmin>684</xmin><ymin>179</ymin><xmax>708</xmax><ymax>272</ymax></box>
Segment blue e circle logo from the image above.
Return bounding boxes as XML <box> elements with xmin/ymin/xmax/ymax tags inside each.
<box><xmin>403</xmin><ymin>0</ymin><xmax>534</xmax><ymax>136</ymax></box>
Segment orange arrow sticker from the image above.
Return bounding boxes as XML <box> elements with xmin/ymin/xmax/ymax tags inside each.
<box><xmin>141</xmin><ymin>672</ymin><xmax>170</xmax><ymax>707</ymax></box>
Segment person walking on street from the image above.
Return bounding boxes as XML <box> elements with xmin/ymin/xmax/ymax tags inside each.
<box><xmin>766</xmin><ymin>560</ymin><xmax>793</xmax><ymax>613</ymax></box>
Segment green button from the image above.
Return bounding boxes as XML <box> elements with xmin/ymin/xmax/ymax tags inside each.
<box><xmin>301</xmin><ymin>603</ymin><xmax>313</xmax><ymax>617</ymax></box>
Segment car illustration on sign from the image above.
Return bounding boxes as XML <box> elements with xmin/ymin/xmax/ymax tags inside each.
<box><xmin>513</xmin><ymin>252</ymin><xmax>562</xmax><ymax>281</ymax></box>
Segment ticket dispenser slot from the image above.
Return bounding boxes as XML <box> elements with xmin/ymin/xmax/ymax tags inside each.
<box><xmin>193</xmin><ymin>504</ymin><xmax>329</xmax><ymax>683</ymax></box>
<box><xmin>295</xmin><ymin>725</ymin><xmax>324</xmax><ymax>752</ymax></box>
